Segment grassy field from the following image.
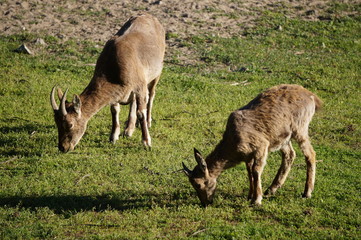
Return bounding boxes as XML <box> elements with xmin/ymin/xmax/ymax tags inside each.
<box><xmin>1</xmin><ymin>8</ymin><xmax>360</xmax><ymax>240</ymax></box>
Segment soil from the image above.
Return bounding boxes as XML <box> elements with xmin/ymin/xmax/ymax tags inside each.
<box><xmin>0</xmin><ymin>0</ymin><xmax>358</xmax><ymax>63</ymax></box>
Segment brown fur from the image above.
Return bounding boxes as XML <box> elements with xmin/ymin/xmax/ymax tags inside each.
<box><xmin>50</xmin><ymin>14</ymin><xmax>165</xmax><ymax>152</ymax></box>
<box><xmin>183</xmin><ymin>84</ymin><xmax>322</xmax><ymax>206</ymax></box>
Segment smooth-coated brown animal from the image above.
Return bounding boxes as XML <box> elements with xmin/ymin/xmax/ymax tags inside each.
<box><xmin>183</xmin><ymin>84</ymin><xmax>322</xmax><ymax>206</ymax></box>
<box><xmin>50</xmin><ymin>14</ymin><xmax>165</xmax><ymax>152</ymax></box>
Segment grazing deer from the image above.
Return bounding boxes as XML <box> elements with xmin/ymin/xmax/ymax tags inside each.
<box><xmin>183</xmin><ymin>84</ymin><xmax>322</xmax><ymax>206</ymax></box>
<box><xmin>50</xmin><ymin>14</ymin><xmax>165</xmax><ymax>152</ymax></box>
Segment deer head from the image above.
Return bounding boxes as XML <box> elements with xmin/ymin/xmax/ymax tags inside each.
<box><xmin>50</xmin><ymin>86</ymin><xmax>87</xmax><ymax>153</ymax></box>
<box><xmin>183</xmin><ymin>148</ymin><xmax>217</xmax><ymax>207</ymax></box>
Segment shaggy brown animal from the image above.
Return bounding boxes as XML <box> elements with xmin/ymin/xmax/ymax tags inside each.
<box><xmin>50</xmin><ymin>14</ymin><xmax>165</xmax><ymax>152</ymax></box>
<box><xmin>183</xmin><ymin>84</ymin><xmax>322</xmax><ymax>206</ymax></box>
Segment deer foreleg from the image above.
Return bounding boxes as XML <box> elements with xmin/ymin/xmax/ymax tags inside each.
<box><xmin>251</xmin><ymin>144</ymin><xmax>269</xmax><ymax>205</ymax></box>
<box><xmin>147</xmin><ymin>76</ymin><xmax>160</xmax><ymax>128</ymax></box>
<box><xmin>110</xmin><ymin>103</ymin><xmax>121</xmax><ymax>143</ymax></box>
<box><xmin>246</xmin><ymin>159</ymin><xmax>254</xmax><ymax>201</ymax></box>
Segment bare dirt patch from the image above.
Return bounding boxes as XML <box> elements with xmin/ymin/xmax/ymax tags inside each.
<box><xmin>0</xmin><ymin>0</ymin><xmax>358</xmax><ymax>64</ymax></box>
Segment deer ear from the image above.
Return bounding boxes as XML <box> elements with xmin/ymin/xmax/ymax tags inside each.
<box><xmin>57</xmin><ymin>88</ymin><xmax>64</xmax><ymax>101</ymax></box>
<box><xmin>194</xmin><ymin>148</ymin><xmax>207</xmax><ymax>173</ymax></box>
<box><xmin>73</xmin><ymin>94</ymin><xmax>82</xmax><ymax>115</ymax></box>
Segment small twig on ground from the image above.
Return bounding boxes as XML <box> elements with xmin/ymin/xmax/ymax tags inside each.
<box><xmin>159</xmin><ymin>118</ymin><xmax>180</xmax><ymax>121</ymax></box>
<box><xmin>143</xmin><ymin>166</ymin><xmax>161</xmax><ymax>175</ymax></box>
<box><xmin>229</xmin><ymin>80</ymin><xmax>251</xmax><ymax>86</ymax></box>
<box><xmin>0</xmin><ymin>156</ymin><xmax>18</xmax><ymax>165</ymax></box>
<box><xmin>200</xmin><ymin>110</ymin><xmax>219</xmax><ymax>117</ymax></box>
<box><xmin>171</xmin><ymin>169</ymin><xmax>184</xmax><ymax>174</ymax></box>
<box><xmin>190</xmin><ymin>228</ymin><xmax>207</xmax><ymax>236</ymax></box>
<box><xmin>161</xmin><ymin>110</ymin><xmax>219</xmax><ymax>121</ymax></box>
<box><xmin>29</xmin><ymin>131</ymin><xmax>37</xmax><ymax>138</ymax></box>
<box><xmin>182</xmin><ymin>110</ymin><xmax>219</xmax><ymax>117</ymax></box>
<box><xmin>143</xmin><ymin>167</ymin><xmax>184</xmax><ymax>175</ymax></box>
<box><xmin>206</xmin><ymin>127</ymin><xmax>216</xmax><ymax>139</ymax></box>
<box><xmin>75</xmin><ymin>174</ymin><xmax>91</xmax><ymax>185</ymax></box>
<box><xmin>83</xmin><ymin>63</ymin><xmax>96</xmax><ymax>67</ymax></box>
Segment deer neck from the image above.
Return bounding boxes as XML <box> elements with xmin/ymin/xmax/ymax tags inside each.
<box><xmin>79</xmin><ymin>77</ymin><xmax>115</xmax><ymax>120</ymax></box>
<box><xmin>205</xmin><ymin>141</ymin><xmax>231</xmax><ymax>178</ymax></box>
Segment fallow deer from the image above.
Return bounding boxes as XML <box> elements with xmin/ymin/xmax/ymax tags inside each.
<box><xmin>183</xmin><ymin>84</ymin><xmax>322</xmax><ymax>206</ymax></box>
<box><xmin>50</xmin><ymin>14</ymin><xmax>165</xmax><ymax>152</ymax></box>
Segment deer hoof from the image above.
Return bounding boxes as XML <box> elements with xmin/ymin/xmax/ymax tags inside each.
<box><xmin>124</xmin><ymin>128</ymin><xmax>135</xmax><ymax>137</ymax></box>
<box><xmin>264</xmin><ymin>188</ymin><xmax>276</xmax><ymax>197</ymax></box>
<box><xmin>302</xmin><ymin>193</ymin><xmax>312</xmax><ymax>199</ymax></box>
<box><xmin>143</xmin><ymin>139</ymin><xmax>152</xmax><ymax>149</ymax></box>
<box><xmin>109</xmin><ymin>135</ymin><xmax>119</xmax><ymax>144</ymax></box>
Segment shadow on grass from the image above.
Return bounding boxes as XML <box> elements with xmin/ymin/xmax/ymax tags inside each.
<box><xmin>0</xmin><ymin>191</ymin><xmax>190</xmax><ymax>214</ymax></box>
<box><xmin>0</xmin><ymin>117</ymin><xmax>54</xmax><ymax>157</ymax></box>
<box><xmin>0</xmin><ymin>117</ymin><xmax>53</xmax><ymax>133</ymax></box>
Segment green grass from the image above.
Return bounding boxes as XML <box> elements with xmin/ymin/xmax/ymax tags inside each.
<box><xmin>1</xmin><ymin>11</ymin><xmax>360</xmax><ymax>240</ymax></box>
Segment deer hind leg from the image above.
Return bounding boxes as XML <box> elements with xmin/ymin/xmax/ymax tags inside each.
<box><xmin>246</xmin><ymin>159</ymin><xmax>254</xmax><ymax>201</ymax></box>
<box><xmin>251</xmin><ymin>143</ymin><xmax>269</xmax><ymax>205</ymax></box>
<box><xmin>265</xmin><ymin>141</ymin><xmax>296</xmax><ymax>196</ymax></box>
<box><xmin>110</xmin><ymin>103</ymin><xmax>121</xmax><ymax>143</ymax></box>
<box><xmin>124</xmin><ymin>93</ymin><xmax>137</xmax><ymax>137</ymax></box>
<box><xmin>298</xmin><ymin>137</ymin><xmax>316</xmax><ymax>198</ymax></box>
<box><xmin>147</xmin><ymin>76</ymin><xmax>160</xmax><ymax>128</ymax></box>
<box><xmin>136</xmin><ymin>90</ymin><xmax>151</xmax><ymax>148</ymax></box>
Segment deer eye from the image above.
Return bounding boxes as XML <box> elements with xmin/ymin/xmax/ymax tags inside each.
<box><xmin>65</xmin><ymin>122</ymin><xmax>74</xmax><ymax>129</ymax></box>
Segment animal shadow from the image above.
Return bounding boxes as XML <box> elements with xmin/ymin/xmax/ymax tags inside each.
<box><xmin>0</xmin><ymin>190</ymin><xmax>190</xmax><ymax>214</ymax></box>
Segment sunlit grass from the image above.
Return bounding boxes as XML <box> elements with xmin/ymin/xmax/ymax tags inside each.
<box><xmin>0</xmin><ymin>11</ymin><xmax>360</xmax><ymax>239</ymax></box>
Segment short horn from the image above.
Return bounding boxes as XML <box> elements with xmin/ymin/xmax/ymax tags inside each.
<box><xmin>50</xmin><ymin>86</ymin><xmax>59</xmax><ymax>111</ymax></box>
<box><xmin>182</xmin><ymin>162</ymin><xmax>192</xmax><ymax>177</ymax></box>
<box><xmin>60</xmin><ymin>88</ymin><xmax>69</xmax><ymax>116</ymax></box>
